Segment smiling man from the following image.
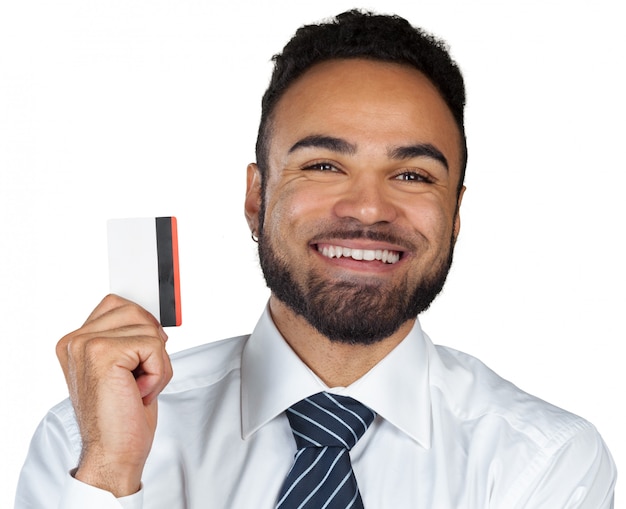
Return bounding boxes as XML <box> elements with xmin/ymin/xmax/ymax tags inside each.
<box><xmin>17</xmin><ymin>10</ymin><xmax>616</xmax><ymax>509</ymax></box>
<box><xmin>248</xmin><ymin>57</ymin><xmax>463</xmax><ymax>386</ymax></box>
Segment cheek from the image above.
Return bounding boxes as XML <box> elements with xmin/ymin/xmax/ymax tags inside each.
<box><xmin>263</xmin><ymin>185</ymin><xmax>318</xmax><ymax>242</ymax></box>
<box><xmin>402</xmin><ymin>197</ymin><xmax>456</xmax><ymax>245</ymax></box>
<box><xmin>270</xmin><ymin>182</ymin><xmax>332</xmax><ymax>222</ymax></box>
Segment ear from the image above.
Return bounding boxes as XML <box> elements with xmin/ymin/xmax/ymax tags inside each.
<box><xmin>245</xmin><ymin>163</ymin><xmax>262</xmax><ymax>235</ymax></box>
<box><xmin>453</xmin><ymin>185</ymin><xmax>466</xmax><ymax>241</ymax></box>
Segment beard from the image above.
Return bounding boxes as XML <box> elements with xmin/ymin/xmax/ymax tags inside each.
<box><xmin>258</xmin><ymin>223</ymin><xmax>455</xmax><ymax>345</ymax></box>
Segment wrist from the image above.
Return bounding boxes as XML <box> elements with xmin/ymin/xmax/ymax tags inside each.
<box><xmin>74</xmin><ymin>456</ymin><xmax>143</xmax><ymax>498</ymax></box>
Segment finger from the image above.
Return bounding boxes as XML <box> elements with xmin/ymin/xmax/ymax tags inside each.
<box><xmin>68</xmin><ymin>331</ymin><xmax>169</xmax><ymax>391</ymax></box>
<box><xmin>97</xmin><ymin>333</ymin><xmax>172</xmax><ymax>404</ymax></box>
<box><xmin>57</xmin><ymin>322</ymin><xmax>165</xmax><ymax>390</ymax></box>
<box><xmin>137</xmin><ymin>346</ymin><xmax>173</xmax><ymax>405</ymax></box>
<box><xmin>83</xmin><ymin>294</ymin><xmax>161</xmax><ymax>329</ymax></box>
<box><xmin>83</xmin><ymin>294</ymin><xmax>134</xmax><ymax>324</ymax></box>
<box><xmin>83</xmin><ymin>302</ymin><xmax>162</xmax><ymax>337</ymax></box>
<box><xmin>55</xmin><ymin>334</ymin><xmax>72</xmax><ymax>386</ymax></box>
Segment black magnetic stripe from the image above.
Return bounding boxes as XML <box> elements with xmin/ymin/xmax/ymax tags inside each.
<box><xmin>155</xmin><ymin>217</ymin><xmax>176</xmax><ymax>327</ymax></box>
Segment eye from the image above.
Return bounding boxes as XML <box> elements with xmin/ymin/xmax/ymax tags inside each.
<box><xmin>394</xmin><ymin>171</ymin><xmax>433</xmax><ymax>183</ymax></box>
<box><xmin>302</xmin><ymin>161</ymin><xmax>341</xmax><ymax>172</ymax></box>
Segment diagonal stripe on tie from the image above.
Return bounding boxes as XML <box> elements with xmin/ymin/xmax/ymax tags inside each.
<box><xmin>276</xmin><ymin>392</ymin><xmax>376</xmax><ymax>509</ymax></box>
<box><xmin>288</xmin><ymin>407</ymin><xmax>351</xmax><ymax>448</ymax></box>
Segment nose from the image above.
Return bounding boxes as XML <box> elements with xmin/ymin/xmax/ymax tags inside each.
<box><xmin>332</xmin><ymin>175</ymin><xmax>398</xmax><ymax>225</ymax></box>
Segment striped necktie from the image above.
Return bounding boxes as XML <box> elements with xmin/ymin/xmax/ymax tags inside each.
<box><xmin>276</xmin><ymin>392</ymin><xmax>376</xmax><ymax>509</ymax></box>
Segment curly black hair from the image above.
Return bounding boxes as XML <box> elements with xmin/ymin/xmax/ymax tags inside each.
<box><xmin>255</xmin><ymin>9</ymin><xmax>467</xmax><ymax>197</ymax></box>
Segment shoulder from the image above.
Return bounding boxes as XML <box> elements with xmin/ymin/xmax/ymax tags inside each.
<box><xmin>429</xmin><ymin>344</ymin><xmax>616</xmax><ymax>504</ymax></box>
<box><xmin>163</xmin><ymin>334</ymin><xmax>250</xmax><ymax>395</ymax></box>
<box><xmin>430</xmin><ymin>344</ymin><xmax>594</xmax><ymax>449</ymax></box>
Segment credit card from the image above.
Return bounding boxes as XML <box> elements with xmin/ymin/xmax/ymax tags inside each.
<box><xmin>107</xmin><ymin>217</ymin><xmax>182</xmax><ymax>327</ymax></box>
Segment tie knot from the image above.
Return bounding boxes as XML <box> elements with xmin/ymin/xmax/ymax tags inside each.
<box><xmin>286</xmin><ymin>392</ymin><xmax>375</xmax><ymax>451</ymax></box>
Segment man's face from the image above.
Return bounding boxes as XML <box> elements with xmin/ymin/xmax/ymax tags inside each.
<box><xmin>246</xmin><ymin>58</ymin><xmax>464</xmax><ymax>345</ymax></box>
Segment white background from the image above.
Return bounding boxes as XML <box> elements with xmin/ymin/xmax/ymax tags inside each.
<box><xmin>1</xmin><ymin>0</ymin><xmax>623</xmax><ymax>506</ymax></box>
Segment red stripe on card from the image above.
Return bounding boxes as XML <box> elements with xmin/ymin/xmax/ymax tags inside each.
<box><xmin>171</xmin><ymin>217</ymin><xmax>182</xmax><ymax>326</ymax></box>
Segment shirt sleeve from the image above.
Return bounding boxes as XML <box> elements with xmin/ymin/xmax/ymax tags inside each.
<box><xmin>58</xmin><ymin>475</ymin><xmax>143</xmax><ymax>509</ymax></box>
<box><xmin>510</xmin><ymin>423</ymin><xmax>617</xmax><ymax>509</ymax></box>
<box><xmin>15</xmin><ymin>399</ymin><xmax>143</xmax><ymax>509</ymax></box>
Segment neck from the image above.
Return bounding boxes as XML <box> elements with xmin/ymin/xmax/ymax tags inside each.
<box><xmin>268</xmin><ymin>296</ymin><xmax>414</xmax><ymax>387</ymax></box>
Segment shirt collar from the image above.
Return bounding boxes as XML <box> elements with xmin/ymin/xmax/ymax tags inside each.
<box><xmin>241</xmin><ymin>305</ymin><xmax>432</xmax><ymax>449</ymax></box>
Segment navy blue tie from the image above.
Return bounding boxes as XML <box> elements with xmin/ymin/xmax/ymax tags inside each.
<box><xmin>276</xmin><ymin>392</ymin><xmax>376</xmax><ymax>509</ymax></box>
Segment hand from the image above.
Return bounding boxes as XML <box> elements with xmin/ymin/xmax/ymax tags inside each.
<box><xmin>56</xmin><ymin>294</ymin><xmax>173</xmax><ymax>497</ymax></box>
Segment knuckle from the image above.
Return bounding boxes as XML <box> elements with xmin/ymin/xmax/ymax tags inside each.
<box><xmin>102</xmin><ymin>293</ymin><xmax>121</xmax><ymax>303</ymax></box>
<box><xmin>119</xmin><ymin>302</ymin><xmax>158</xmax><ymax>326</ymax></box>
<box><xmin>57</xmin><ymin>330</ymin><xmax>87</xmax><ymax>360</ymax></box>
<box><xmin>117</xmin><ymin>323</ymin><xmax>162</xmax><ymax>342</ymax></box>
<box><xmin>82</xmin><ymin>336</ymin><xmax>111</xmax><ymax>356</ymax></box>
<box><xmin>95</xmin><ymin>294</ymin><xmax>127</xmax><ymax>315</ymax></box>
<box><xmin>164</xmin><ymin>358</ymin><xmax>174</xmax><ymax>380</ymax></box>
<box><xmin>56</xmin><ymin>334</ymin><xmax>70</xmax><ymax>358</ymax></box>
<box><xmin>72</xmin><ymin>336</ymin><xmax>112</xmax><ymax>367</ymax></box>
<box><xmin>141</xmin><ymin>322</ymin><xmax>165</xmax><ymax>342</ymax></box>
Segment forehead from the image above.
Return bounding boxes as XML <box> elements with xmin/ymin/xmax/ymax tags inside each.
<box><xmin>269</xmin><ymin>58</ymin><xmax>462</xmax><ymax>171</ymax></box>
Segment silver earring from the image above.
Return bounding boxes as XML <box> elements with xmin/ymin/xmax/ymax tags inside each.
<box><xmin>251</xmin><ymin>231</ymin><xmax>259</xmax><ymax>243</ymax></box>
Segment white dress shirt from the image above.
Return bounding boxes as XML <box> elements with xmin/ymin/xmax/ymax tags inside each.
<box><xmin>16</xmin><ymin>306</ymin><xmax>616</xmax><ymax>508</ymax></box>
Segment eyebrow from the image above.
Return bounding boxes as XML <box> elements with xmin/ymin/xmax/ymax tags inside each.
<box><xmin>288</xmin><ymin>135</ymin><xmax>448</xmax><ymax>171</ymax></box>
<box><xmin>288</xmin><ymin>135</ymin><xmax>357</xmax><ymax>155</ymax></box>
<box><xmin>388</xmin><ymin>143</ymin><xmax>449</xmax><ymax>171</ymax></box>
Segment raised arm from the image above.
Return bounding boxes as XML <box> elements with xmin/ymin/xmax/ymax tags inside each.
<box><xmin>55</xmin><ymin>294</ymin><xmax>173</xmax><ymax>497</ymax></box>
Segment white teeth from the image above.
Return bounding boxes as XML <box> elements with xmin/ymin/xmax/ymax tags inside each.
<box><xmin>318</xmin><ymin>245</ymin><xmax>401</xmax><ymax>264</ymax></box>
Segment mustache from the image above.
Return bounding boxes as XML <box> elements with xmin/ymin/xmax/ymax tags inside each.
<box><xmin>308</xmin><ymin>226</ymin><xmax>417</xmax><ymax>251</ymax></box>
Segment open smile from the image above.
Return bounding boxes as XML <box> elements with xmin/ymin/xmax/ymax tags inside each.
<box><xmin>316</xmin><ymin>243</ymin><xmax>402</xmax><ymax>264</ymax></box>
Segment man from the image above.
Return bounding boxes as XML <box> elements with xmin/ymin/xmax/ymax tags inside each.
<box><xmin>16</xmin><ymin>10</ymin><xmax>616</xmax><ymax>508</ymax></box>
